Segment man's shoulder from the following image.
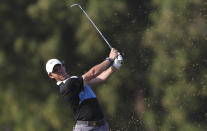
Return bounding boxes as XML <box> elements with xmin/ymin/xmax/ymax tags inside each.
<box><xmin>69</xmin><ymin>76</ymin><xmax>83</xmax><ymax>82</ymax></box>
<box><xmin>60</xmin><ymin>75</ymin><xmax>84</xmax><ymax>93</ymax></box>
<box><xmin>70</xmin><ymin>76</ymin><xmax>79</xmax><ymax>79</ymax></box>
<box><xmin>64</xmin><ymin>76</ymin><xmax>83</xmax><ymax>87</ymax></box>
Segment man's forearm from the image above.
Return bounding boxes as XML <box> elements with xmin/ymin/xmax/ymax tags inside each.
<box><xmin>82</xmin><ymin>48</ymin><xmax>118</xmax><ymax>86</ymax></box>
<box><xmin>82</xmin><ymin>59</ymin><xmax>112</xmax><ymax>85</ymax></box>
<box><xmin>88</xmin><ymin>59</ymin><xmax>112</xmax><ymax>78</ymax></box>
<box><xmin>88</xmin><ymin>66</ymin><xmax>116</xmax><ymax>86</ymax></box>
<box><xmin>97</xmin><ymin>66</ymin><xmax>116</xmax><ymax>80</ymax></box>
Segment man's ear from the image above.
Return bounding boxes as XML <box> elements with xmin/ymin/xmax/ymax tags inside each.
<box><xmin>48</xmin><ymin>73</ymin><xmax>54</xmax><ymax>79</ymax></box>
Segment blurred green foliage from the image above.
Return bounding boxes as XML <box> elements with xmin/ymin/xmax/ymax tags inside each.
<box><xmin>0</xmin><ymin>0</ymin><xmax>207</xmax><ymax>130</ymax></box>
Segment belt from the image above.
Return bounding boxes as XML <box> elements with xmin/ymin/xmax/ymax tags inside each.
<box><xmin>76</xmin><ymin>119</ymin><xmax>106</xmax><ymax>126</ymax></box>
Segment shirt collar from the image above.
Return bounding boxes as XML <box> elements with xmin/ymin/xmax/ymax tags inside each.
<box><xmin>57</xmin><ymin>78</ymin><xmax>69</xmax><ymax>86</ymax></box>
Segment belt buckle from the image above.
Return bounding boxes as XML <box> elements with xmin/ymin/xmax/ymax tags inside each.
<box><xmin>92</xmin><ymin>122</ymin><xmax>96</xmax><ymax>126</ymax></box>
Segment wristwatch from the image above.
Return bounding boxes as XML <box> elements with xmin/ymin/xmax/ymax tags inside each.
<box><xmin>105</xmin><ymin>57</ymin><xmax>113</xmax><ymax>64</ymax></box>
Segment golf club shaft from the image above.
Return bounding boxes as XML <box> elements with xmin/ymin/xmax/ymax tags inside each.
<box><xmin>71</xmin><ymin>4</ymin><xmax>112</xmax><ymax>49</ymax></box>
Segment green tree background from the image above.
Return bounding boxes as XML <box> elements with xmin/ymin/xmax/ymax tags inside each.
<box><xmin>0</xmin><ymin>0</ymin><xmax>206</xmax><ymax>130</ymax></box>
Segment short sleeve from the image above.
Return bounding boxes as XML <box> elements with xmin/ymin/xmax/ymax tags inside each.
<box><xmin>69</xmin><ymin>76</ymin><xmax>84</xmax><ymax>91</ymax></box>
<box><xmin>61</xmin><ymin>76</ymin><xmax>84</xmax><ymax>97</ymax></box>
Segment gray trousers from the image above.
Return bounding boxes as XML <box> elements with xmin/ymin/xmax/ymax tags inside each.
<box><xmin>73</xmin><ymin>122</ymin><xmax>109</xmax><ymax>131</ymax></box>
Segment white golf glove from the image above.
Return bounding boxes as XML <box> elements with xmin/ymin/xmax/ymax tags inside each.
<box><xmin>113</xmin><ymin>54</ymin><xmax>123</xmax><ymax>69</ymax></box>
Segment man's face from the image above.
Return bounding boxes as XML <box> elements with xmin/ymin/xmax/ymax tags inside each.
<box><xmin>49</xmin><ymin>64</ymin><xmax>68</xmax><ymax>81</ymax></box>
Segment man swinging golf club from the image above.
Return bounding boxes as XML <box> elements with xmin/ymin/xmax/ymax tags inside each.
<box><xmin>46</xmin><ymin>48</ymin><xmax>123</xmax><ymax>131</ymax></box>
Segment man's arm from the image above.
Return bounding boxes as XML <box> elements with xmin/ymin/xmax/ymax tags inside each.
<box><xmin>88</xmin><ymin>53</ymin><xmax>123</xmax><ymax>87</ymax></box>
<box><xmin>82</xmin><ymin>48</ymin><xmax>118</xmax><ymax>86</ymax></box>
<box><xmin>88</xmin><ymin>66</ymin><xmax>117</xmax><ymax>86</ymax></box>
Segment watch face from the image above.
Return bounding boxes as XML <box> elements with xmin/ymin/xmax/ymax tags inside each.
<box><xmin>106</xmin><ymin>58</ymin><xmax>112</xmax><ymax>63</ymax></box>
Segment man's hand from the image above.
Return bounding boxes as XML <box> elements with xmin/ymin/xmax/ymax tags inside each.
<box><xmin>113</xmin><ymin>54</ymin><xmax>123</xmax><ymax>69</ymax></box>
<box><xmin>109</xmin><ymin>48</ymin><xmax>118</xmax><ymax>61</ymax></box>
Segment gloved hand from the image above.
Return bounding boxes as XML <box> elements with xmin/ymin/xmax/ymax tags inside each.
<box><xmin>113</xmin><ymin>53</ymin><xmax>123</xmax><ymax>69</ymax></box>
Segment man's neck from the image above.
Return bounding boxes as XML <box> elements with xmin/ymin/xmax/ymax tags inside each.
<box><xmin>56</xmin><ymin>76</ymin><xmax>70</xmax><ymax>86</ymax></box>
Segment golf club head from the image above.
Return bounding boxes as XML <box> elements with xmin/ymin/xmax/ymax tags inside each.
<box><xmin>70</xmin><ymin>4</ymin><xmax>81</xmax><ymax>8</ymax></box>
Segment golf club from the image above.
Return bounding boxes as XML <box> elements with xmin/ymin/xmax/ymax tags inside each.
<box><xmin>71</xmin><ymin>4</ymin><xmax>113</xmax><ymax>49</ymax></box>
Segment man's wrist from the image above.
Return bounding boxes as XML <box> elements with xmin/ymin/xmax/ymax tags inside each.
<box><xmin>105</xmin><ymin>57</ymin><xmax>113</xmax><ymax>64</ymax></box>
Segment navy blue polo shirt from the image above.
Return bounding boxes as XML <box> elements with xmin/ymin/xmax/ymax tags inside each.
<box><xmin>58</xmin><ymin>76</ymin><xmax>104</xmax><ymax>121</ymax></box>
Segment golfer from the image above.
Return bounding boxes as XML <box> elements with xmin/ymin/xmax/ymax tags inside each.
<box><xmin>46</xmin><ymin>48</ymin><xmax>123</xmax><ymax>131</ymax></box>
